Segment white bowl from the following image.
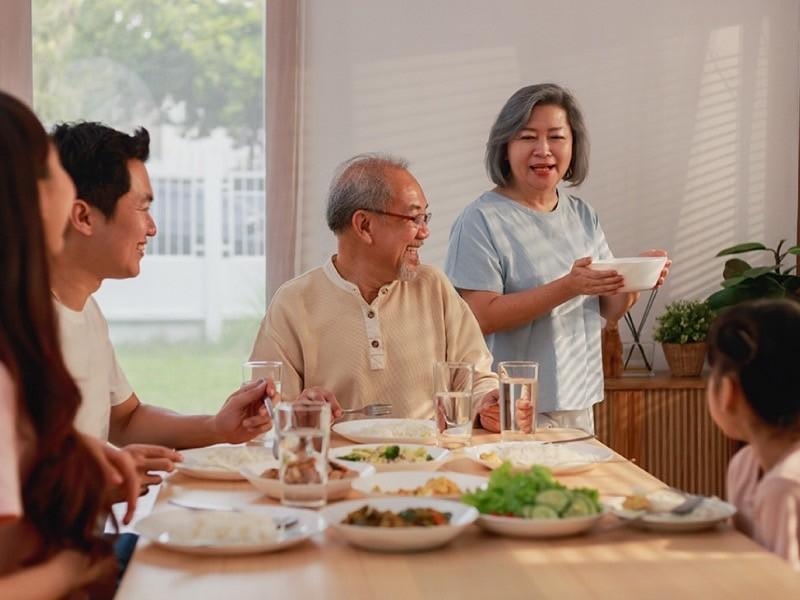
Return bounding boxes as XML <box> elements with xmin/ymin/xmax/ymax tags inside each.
<box><xmin>351</xmin><ymin>471</ymin><xmax>489</xmax><ymax>499</ymax></box>
<box><xmin>587</xmin><ymin>256</ymin><xmax>667</xmax><ymax>292</ymax></box>
<box><xmin>476</xmin><ymin>509</ymin><xmax>606</xmax><ymax>538</ymax></box>
<box><xmin>331</xmin><ymin>444</ymin><xmax>450</xmax><ymax>472</ymax></box>
<box><xmin>319</xmin><ymin>497</ymin><xmax>478</xmax><ymax>551</ymax></box>
<box><xmin>175</xmin><ymin>445</ymin><xmax>275</xmax><ymax>481</ymax></box>
<box><xmin>239</xmin><ymin>458</ymin><xmax>376</xmax><ymax>501</ymax></box>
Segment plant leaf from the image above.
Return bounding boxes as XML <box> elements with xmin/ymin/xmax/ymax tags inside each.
<box><xmin>716</xmin><ymin>242</ymin><xmax>767</xmax><ymax>256</ymax></box>
<box><xmin>788</xmin><ymin>246</ymin><xmax>800</xmax><ymax>255</ymax></box>
<box><xmin>722</xmin><ymin>258</ymin><xmax>751</xmax><ymax>279</ymax></box>
<box><xmin>721</xmin><ymin>275</ymin><xmax>746</xmax><ymax>288</ymax></box>
<box><xmin>741</xmin><ymin>266</ymin><xmax>779</xmax><ymax>279</ymax></box>
<box><xmin>781</xmin><ymin>265</ymin><xmax>798</xmax><ymax>275</ymax></box>
<box><xmin>707</xmin><ymin>285</ymin><xmax>763</xmax><ymax>310</ymax></box>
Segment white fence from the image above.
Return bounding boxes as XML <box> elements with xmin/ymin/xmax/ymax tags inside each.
<box><xmin>95</xmin><ymin>171</ymin><xmax>267</xmax><ymax>342</ymax></box>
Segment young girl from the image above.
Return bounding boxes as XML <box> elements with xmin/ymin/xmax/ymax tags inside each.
<box><xmin>706</xmin><ymin>299</ymin><xmax>800</xmax><ymax>570</ymax></box>
<box><xmin>0</xmin><ymin>91</ymin><xmax>139</xmax><ymax>598</ymax></box>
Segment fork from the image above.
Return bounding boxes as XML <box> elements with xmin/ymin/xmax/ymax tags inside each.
<box><xmin>339</xmin><ymin>403</ymin><xmax>392</xmax><ymax>417</ymax></box>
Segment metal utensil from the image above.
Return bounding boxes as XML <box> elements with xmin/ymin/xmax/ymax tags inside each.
<box><xmin>339</xmin><ymin>403</ymin><xmax>392</xmax><ymax>417</ymax></box>
<box><xmin>167</xmin><ymin>499</ymin><xmax>298</xmax><ymax>529</ymax></box>
<box><xmin>669</xmin><ymin>492</ymin><xmax>704</xmax><ymax>516</ymax></box>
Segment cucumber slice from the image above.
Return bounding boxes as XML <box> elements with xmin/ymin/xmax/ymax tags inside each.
<box><xmin>535</xmin><ymin>489</ymin><xmax>571</xmax><ymax>513</ymax></box>
<box><xmin>563</xmin><ymin>494</ymin><xmax>598</xmax><ymax>517</ymax></box>
<box><xmin>521</xmin><ymin>504</ymin><xmax>560</xmax><ymax>520</ymax></box>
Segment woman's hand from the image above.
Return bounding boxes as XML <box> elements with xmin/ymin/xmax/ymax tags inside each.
<box><xmin>123</xmin><ymin>444</ymin><xmax>182</xmax><ymax>487</ymax></box>
<box><xmin>566</xmin><ymin>257</ymin><xmax>625</xmax><ymax>296</ymax></box>
<box><xmin>80</xmin><ymin>435</ymin><xmax>140</xmax><ymax>525</ymax></box>
<box><xmin>639</xmin><ymin>249</ymin><xmax>671</xmax><ymax>287</ymax></box>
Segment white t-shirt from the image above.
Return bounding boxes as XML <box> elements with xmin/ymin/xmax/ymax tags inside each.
<box><xmin>55</xmin><ymin>296</ymin><xmax>133</xmax><ymax>440</ymax></box>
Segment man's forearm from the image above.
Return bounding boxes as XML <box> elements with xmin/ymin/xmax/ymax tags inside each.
<box><xmin>110</xmin><ymin>404</ymin><xmax>220</xmax><ymax>449</ymax></box>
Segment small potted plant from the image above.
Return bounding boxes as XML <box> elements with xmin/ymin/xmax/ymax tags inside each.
<box><xmin>653</xmin><ymin>300</ymin><xmax>715</xmax><ymax>377</ymax></box>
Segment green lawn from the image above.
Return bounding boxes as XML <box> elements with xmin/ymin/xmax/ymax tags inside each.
<box><xmin>114</xmin><ymin>319</ymin><xmax>261</xmax><ymax>415</ymax></box>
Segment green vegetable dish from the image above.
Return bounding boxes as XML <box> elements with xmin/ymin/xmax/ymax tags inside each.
<box><xmin>337</xmin><ymin>445</ymin><xmax>433</xmax><ymax>464</ymax></box>
<box><xmin>462</xmin><ymin>462</ymin><xmax>602</xmax><ymax>519</ymax></box>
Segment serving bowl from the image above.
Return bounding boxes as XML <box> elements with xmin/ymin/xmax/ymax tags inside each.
<box><xmin>588</xmin><ymin>256</ymin><xmax>667</xmax><ymax>292</ymax></box>
<box><xmin>239</xmin><ymin>458</ymin><xmax>375</xmax><ymax>501</ymax></box>
<box><xmin>319</xmin><ymin>497</ymin><xmax>478</xmax><ymax>552</ymax></box>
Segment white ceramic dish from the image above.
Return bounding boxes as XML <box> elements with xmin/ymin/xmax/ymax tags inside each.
<box><xmin>331</xmin><ymin>444</ymin><xmax>450</xmax><ymax>472</ymax></box>
<box><xmin>476</xmin><ymin>508</ymin><xmax>606</xmax><ymax>538</ymax></box>
<box><xmin>175</xmin><ymin>445</ymin><xmax>275</xmax><ymax>481</ymax></box>
<box><xmin>319</xmin><ymin>497</ymin><xmax>478</xmax><ymax>552</ymax></box>
<box><xmin>239</xmin><ymin>458</ymin><xmax>376</xmax><ymax>501</ymax></box>
<box><xmin>464</xmin><ymin>441</ymin><xmax>615</xmax><ymax>475</ymax></box>
<box><xmin>587</xmin><ymin>256</ymin><xmax>667</xmax><ymax>292</ymax></box>
<box><xmin>135</xmin><ymin>506</ymin><xmax>324</xmax><ymax>555</ymax></box>
<box><xmin>606</xmin><ymin>491</ymin><xmax>736</xmax><ymax>532</ymax></box>
<box><xmin>351</xmin><ymin>471</ymin><xmax>488</xmax><ymax>499</ymax></box>
<box><xmin>332</xmin><ymin>418</ymin><xmax>436</xmax><ymax>445</ymax></box>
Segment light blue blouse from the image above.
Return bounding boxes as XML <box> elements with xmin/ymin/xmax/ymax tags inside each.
<box><xmin>444</xmin><ymin>190</ymin><xmax>613</xmax><ymax>412</ymax></box>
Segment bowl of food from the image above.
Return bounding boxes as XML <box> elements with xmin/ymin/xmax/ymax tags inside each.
<box><xmin>319</xmin><ymin>497</ymin><xmax>478</xmax><ymax>551</ymax></box>
<box><xmin>351</xmin><ymin>471</ymin><xmax>488</xmax><ymax>499</ymax></box>
<box><xmin>331</xmin><ymin>444</ymin><xmax>450</xmax><ymax>472</ymax></box>
<box><xmin>462</xmin><ymin>463</ymin><xmax>606</xmax><ymax>538</ymax></box>
<box><xmin>240</xmin><ymin>458</ymin><xmax>375</xmax><ymax>501</ymax></box>
<box><xmin>587</xmin><ymin>256</ymin><xmax>667</xmax><ymax>292</ymax></box>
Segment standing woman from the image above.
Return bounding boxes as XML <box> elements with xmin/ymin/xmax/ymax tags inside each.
<box><xmin>445</xmin><ymin>83</ymin><xmax>669</xmax><ymax>433</ymax></box>
<box><xmin>0</xmin><ymin>91</ymin><xmax>138</xmax><ymax>599</ymax></box>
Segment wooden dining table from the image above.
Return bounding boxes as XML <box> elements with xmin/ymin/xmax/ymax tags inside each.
<box><xmin>116</xmin><ymin>429</ymin><xmax>800</xmax><ymax>599</ymax></box>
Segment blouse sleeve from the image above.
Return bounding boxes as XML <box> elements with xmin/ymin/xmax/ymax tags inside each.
<box><xmin>444</xmin><ymin>206</ymin><xmax>504</xmax><ymax>294</ymax></box>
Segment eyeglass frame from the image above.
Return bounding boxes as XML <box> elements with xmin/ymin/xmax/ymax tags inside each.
<box><xmin>365</xmin><ymin>208</ymin><xmax>432</xmax><ymax>227</ymax></box>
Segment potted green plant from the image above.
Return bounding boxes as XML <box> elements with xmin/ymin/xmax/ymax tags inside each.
<box><xmin>653</xmin><ymin>300</ymin><xmax>715</xmax><ymax>377</ymax></box>
<box><xmin>707</xmin><ymin>239</ymin><xmax>800</xmax><ymax>310</ymax></box>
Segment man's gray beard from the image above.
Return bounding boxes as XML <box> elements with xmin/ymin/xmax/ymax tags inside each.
<box><xmin>398</xmin><ymin>262</ymin><xmax>418</xmax><ymax>282</ymax></box>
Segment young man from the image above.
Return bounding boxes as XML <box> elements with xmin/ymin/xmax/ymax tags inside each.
<box><xmin>51</xmin><ymin>122</ymin><xmax>273</xmax><ymax>479</ymax></box>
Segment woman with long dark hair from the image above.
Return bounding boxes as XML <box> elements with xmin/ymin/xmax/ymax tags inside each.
<box><xmin>0</xmin><ymin>90</ymin><xmax>139</xmax><ymax>598</ymax></box>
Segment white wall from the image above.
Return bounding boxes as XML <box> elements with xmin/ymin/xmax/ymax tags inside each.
<box><xmin>297</xmin><ymin>0</ymin><xmax>800</xmax><ymax>349</ymax></box>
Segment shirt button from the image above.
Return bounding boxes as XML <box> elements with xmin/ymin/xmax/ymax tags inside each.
<box><xmin>367</xmin><ymin>310</ymin><xmax>375</xmax><ymax>318</ymax></box>
<box><xmin>371</xmin><ymin>340</ymin><xmax>380</xmax><ymax>348</ymax></box>
<box><xmin>380</xmin><ymin>288</ymin><xmax>388</xmax><ymax>295</ymax></box>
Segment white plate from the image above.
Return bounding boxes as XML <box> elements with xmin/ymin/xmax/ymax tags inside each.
<box><xmin>320</xmin><ymin>497</ymin><xmax>478</xmax><ymax>552</ymax></box>
<box><xmin>476</xmin><ymin>509</ymin><xmax>606</xmax><ymax>538</ymax></box>
<box><xmin>331</xmin><ymin>444</ymin><xmax>450</xmax><ymax>472</ymax></box>
<box><xmin>135</xmin><ymin>506</ymin><xmax>324</xmax><ymax>555</ymax></box>
<box><xmin>174</xmin><ymin>445</ymin><xmax>275</xmax><ymax>481</ymax></box>
<box><xmin>332</xmin><ymin>418</ymin><xmax>436</xmax><ymax>445</ymax></box>
<box><xmin>464</xmin><ymin>441</ymin><xmax>614</xmax><ymax>475</ymax></box>
<box><xmin>606</xmin><ymin>491</ymin><xmax>737</xmax><ymax>532</ymax></box>
<box><xmin>239</xmin><ymin>458</ymin><xmax>376</xmax><ymax>501</ymax></box>
<box><xmin>352</xmin><ymin>471</ymin><xmax>489</xmax><ymax>499</ymax></box>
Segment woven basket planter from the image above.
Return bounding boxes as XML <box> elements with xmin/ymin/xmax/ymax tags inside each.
<box><xmin>661</xmin><ymin>342</ymin><xmax>707</xmax><ymax>377</ymax></box>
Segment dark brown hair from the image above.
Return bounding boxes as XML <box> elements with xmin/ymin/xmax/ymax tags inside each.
<box><xmin>708</xmin><ymin>299</ymin><xmax>800</xmax><ymax>429</ymax></box>
<box><xmin>0</xmin><ymin>91</ymin><xmax>112</xmax><ymax>562</ymax></box>
<box><xmin>51</xmin><ymin>121</ymin><xmax>149</xmax><ymax>218</ymax></box>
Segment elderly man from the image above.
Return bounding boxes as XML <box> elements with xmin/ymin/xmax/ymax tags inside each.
<box><xmin>250</xmin><ymin>154</ymin><xmax>498</xmax><ymax>419</ymax></box>
<box><xmin>50</xmin><ymin>122</ymin><xmax>274</xmax><ymax>477</ymax></box>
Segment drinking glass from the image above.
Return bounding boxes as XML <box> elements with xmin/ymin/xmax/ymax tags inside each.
<box><xmin>433</xmin><ymin>361</ymin><xmax>474</xmax><ymax>448</ymax></box>
<box><xmin>241</xmin><ymin>360</ymin><xmax>282</xmax><ymax>446</ymax></box>
<box><xmin>275</xmin><ymin>402</ymin><xmax>331</xmax><ymax>508</ymax></box>
<box><xmin>498</xmin><ymin>361</ymin><xmax>538</xmax><ymax>441</ymax></box>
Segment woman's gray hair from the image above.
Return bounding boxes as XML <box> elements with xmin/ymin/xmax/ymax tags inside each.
<box><xmin>485</xmin><ymin>83</ymin><xmax>589</xmax><ymax>187</ymax></box>
<box><xmin>326</xmin><ymin>153</ymin><xmax>410</xmax><ymax>233</ymax></box>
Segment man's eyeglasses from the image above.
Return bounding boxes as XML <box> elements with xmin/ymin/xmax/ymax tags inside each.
<box><xmin>366</xmin><ymin>209</ymin><xmax>432</xmax><ymax>227</ymax></box>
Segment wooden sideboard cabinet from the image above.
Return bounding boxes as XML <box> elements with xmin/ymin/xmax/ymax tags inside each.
<box><xmin>593</xmin><ymin>373</ymin><xmax>738</xmax><ymax>498</ymax></box>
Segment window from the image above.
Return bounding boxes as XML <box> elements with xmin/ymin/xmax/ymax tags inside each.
<box><xmin>33</xmin><ymin>0</ymin><xmax>267</xmax><ymax>413</ymax></box>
